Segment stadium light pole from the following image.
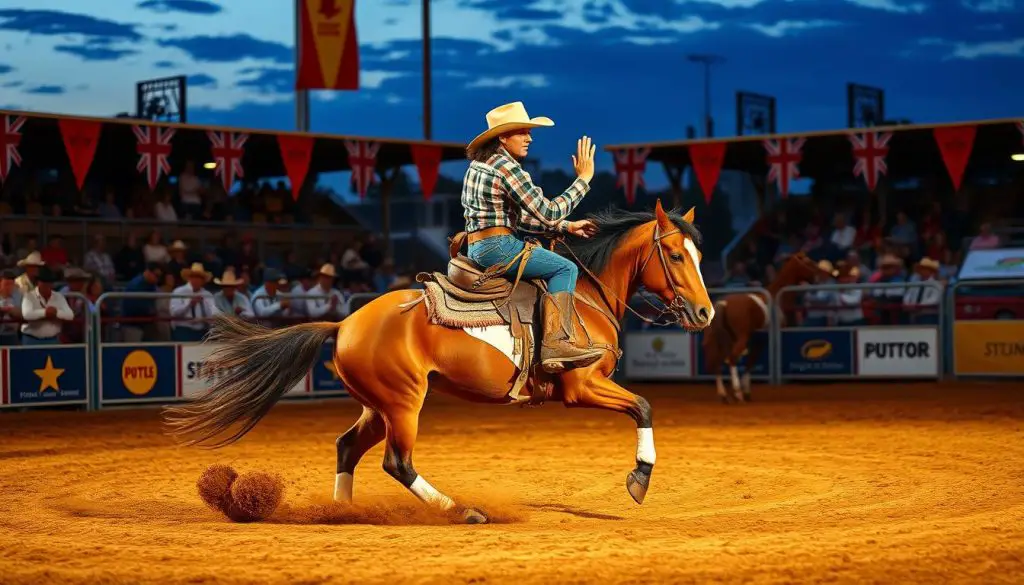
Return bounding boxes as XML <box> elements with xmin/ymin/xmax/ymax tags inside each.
<box><xmin>686</xmin><ymin>53</ymin><xmax>725</xmax><ymax>138</ymax></box>
<box><xmin>294</xmin><ymin>0</ymin><xmax>310</xmax><ymax>131</ymax></box>
<box><xmin>423</xmin><ymin>0</ymin><xmax>432</xmax><ymax>140</ymax></box>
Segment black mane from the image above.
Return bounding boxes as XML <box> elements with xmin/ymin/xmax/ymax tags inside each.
<box><xmin>556</xmin><ymin>207</ymin><xmax>702</xmax><ymax>275</ymax></box>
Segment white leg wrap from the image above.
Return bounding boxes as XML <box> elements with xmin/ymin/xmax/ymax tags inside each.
<box><xmin>741</xmin><ymin>371</ymin><xmax>751</xmax><ymax>392</ymax></box>
<box><xmin>409</xmin><ymin>475</ymin><xmax>455</xmax><ymax>511</ymax></box>
<box><xmin>636</xmin><ymin>427</ymin><xmax>656</xmax><ymax>465</ymax></box>
<box><xmin>715</xmin><ymin>376</ymin><xmax>726</xmax><ymax>397</ymax></box>
<box><xmin>334</xmin><ymin>472</ymin><xmax>353</xmax><ymax>503</ymax></box>
<box><xmin>730</xmin><ymin>365</ymin><xmax>741</xmax><ymax>391</ymax></box>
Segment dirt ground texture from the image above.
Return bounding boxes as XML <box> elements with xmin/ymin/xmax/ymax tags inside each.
<box><xmin>1</xmin><ymin>381</ymin><xmax>1023</xmax><ymax>585</ymax></box>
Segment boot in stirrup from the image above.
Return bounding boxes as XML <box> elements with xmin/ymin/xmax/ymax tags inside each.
<box><xmin>540</xmin><ymin>292</ymin><xmax>603</xmax><ymax>373</ymax></box>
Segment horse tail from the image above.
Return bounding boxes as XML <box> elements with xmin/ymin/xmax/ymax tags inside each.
<box><xmin>703</xmin><ymin>300</ymin><xmax>733</xmax><ymax>372</ymax></box>
<box><xmin>163</xmin><ymin>314</ymin><xmax>340</xmax><ymax>448</ymax></box>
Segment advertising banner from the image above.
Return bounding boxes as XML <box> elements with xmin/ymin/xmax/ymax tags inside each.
<box><xmin>101</xmin><ymin>345</ymin><xmax>177</xmax><ymax>402</ymax></box>
<box><xmin>694</xmin><ymin>330</ymin><xmax>771</xmax><ymax>377</ymax></box>
<box><xmin>624</xmin><ymin>332</ymin><xmax>693</xmax><ymax>380</ymax></box>
<box><xmin>5</xmin><ymin>346</ymin><xmax>88</xmax><ymax>406</ymax></box>
<box><xmin>312</xmin><ymin>341</ymin><xmax>347</xmax><ymax>394</ymax></box>
<box><xmin>857</xmin><ymin>327</ymin><xmax>939</xmax><ymax>377</ymax></box>
<box><xmin>179</xmin><ymin>343</ymin><xmax>308</xmax><ymax>398</ymax></box>
<box><xmin>779</xmin><ymin>329</ymin><xmax>854</xmax><ymax>377</ymax></box>
<box><xmin>954</xmin><ymin>320</ymin><xmax>1024</xmax><ymax>376</ymax></box>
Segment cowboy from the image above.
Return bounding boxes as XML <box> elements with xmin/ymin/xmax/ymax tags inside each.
<box><xmin>462</xmin><ymin>101</ymin><xmax>603</xmax><ymax>372</ymax></box>
<box><xmin>168</xmin><ymin>263</ymin><xmax>219</xmax><ymax>342</ymax></box>
<box><xmin>252</xmin><ymin>268</ymin><xmax>292</xmax><ymax>325</ymax></box>
<box><xmin>305</xmin><ymin>264</ymin><xmax>346</xmax><ymax>320</ymax></box>
<box><xmin>212</xmin><ymin>268</ymin><xmax>254</xmax><ymax>318</ymax></box>
<box><xmin>15</xmin><ymin>251</ymin><xmax>44</xmax><ymax>295</ymax></box>
<box><xmin>834</xmin><ymin>262</ymin><xmax>866</xmax><ymax>326</ymax></box>
<box><xmin>802</xmin><ymin>260</ymin><xmax>838</xmax><ymax>327</ymax></box>
<box><xmin>0</xmin><ymin>269</ymin><xmax>23</xmax><ymax>346</ymax></box>
<box><xmin>288</xmin><ymin>269</ymin><xmax>317</xmax><ymax>320</ymax></box>
<box><xmin>903</xmin><ymin>257</ymin><xmax>943</xmax><ymax>325</ymax></box>
<box><xmin>20</xmin><ymin>267</ymin><xmax>74</xmax><ymax>345</ymax></box>
<box><xmin>869</xmin><ymin>253</ymin><xmax>905</xmax><ymax>325</ymax></box>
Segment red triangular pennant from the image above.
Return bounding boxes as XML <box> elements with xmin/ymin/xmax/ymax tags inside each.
<box><xmin>933</xmin><ymin>125</ymin><xmax>976</xmax><ymax>191</ymax></box>
<box><xmin>58</xmin><ymin>118</ymin><xmax>102</xmax><ymax>190</ymax></box>
<box><xmin>411</xmin><ymin>144</ymin><xmax>442</xmax><ymax>201</ymax></box>
<box><xmin>277</xmin><ymin>134</ymin><xmax>314</xmax><ymax>201</ymax></box>
<box><xmin>688</xmin><ymin>142</ymin><xmax>726</xmax><ymax>204</ymax></box>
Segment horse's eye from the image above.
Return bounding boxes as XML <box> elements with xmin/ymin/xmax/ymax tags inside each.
<box><xmin>670</xmin><ymin>253</ymin><xmax>683</xmax><ymax>262</ymax></box>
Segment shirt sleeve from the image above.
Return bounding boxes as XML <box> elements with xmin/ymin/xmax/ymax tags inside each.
<box><xmin>496</xmin><ymin>160</ymin><xmax>588</xmax><ymax>233</ymax></box>
<box><xmin>21</xmin><ymin>293</ymin><xmax>44</xmax><ymax>321</ymax></box>
<box><xmin>237</xmin><ymin>294</ymin><xmax>254</xmax><ymax>318</ymax></box>
<box><xmin>54</xmin><ymin>293</ymin><xmax>74</xmax><ymax>320</ymax></box>
<box><xmin>169</xmin><ymin>292</ymin><xmax>192</xmax><ymax>318</ymax></box>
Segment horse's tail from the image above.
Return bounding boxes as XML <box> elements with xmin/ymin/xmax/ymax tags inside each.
<box><xmin>163</xmin><ymin>314</ymin><xmax>340</xmax><ymax>448</ymax></box>
<box><xmin>703</xmin><ymin>300</ymin><xmax>733</xmax><ymax>372</ymax></box>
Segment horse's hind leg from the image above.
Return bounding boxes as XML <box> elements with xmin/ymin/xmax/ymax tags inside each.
<box><xmin>728</xmin><ymin>334</ymin><xmax>751</xmax><ymax>403</ymax></box>
<box><xmin>334</xmin><ymin>406</ymin><xmax>386</xmax><ymax>503</ymax></box>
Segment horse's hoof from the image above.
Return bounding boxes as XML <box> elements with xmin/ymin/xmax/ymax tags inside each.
<box><xmin>462</xmin><ymin>507</ymin><xmax>489</xmax><ymax>524</ymax></box>
<box><xmin>743</xmin><ymin>393</ymin><xmax>752</xmax><ymax>402</ymax></box>
<box><xmin>626</xmin><ymin>469</ymin><xmax>650</xmax><ymax>505</ymax></box>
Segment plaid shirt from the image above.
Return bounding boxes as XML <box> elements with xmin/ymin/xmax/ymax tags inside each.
<box><xmin>462</xmin><ymin>148</ymin><xmax>588</xmax><ymax>235</ymax></box>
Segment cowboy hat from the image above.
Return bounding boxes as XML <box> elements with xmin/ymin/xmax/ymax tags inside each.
<box><xmin>835</xmin><ymin>261</ymin><xmax>860</xmax><ymax>280</ymax></box>
<box><xmin>169</xmin><ymin>240</ymin><xmax>188</xmax><ymax>251</ymax></box>
<box><xmin>467</xmin><ymin>102</ymin><xmax>554</xmax><ymax>152</ymax></box>
<box><xmin>317</xmin><ymin>263</ymin><xmax>337</xmax><ymax>278</ymax></box>
<box><xmin>915</xmin><ymin>257</ymin><xmax>941</xmax><ymax>272</ymax></box>
<box><xmin>817</xmin><ymin>259</ymin><xmax>838</xmax><ymax>277</ymax></box>
<box><xmin>879</xmin><ymin>253</ymin><xmax>903</xmax><ymax>267</ymax></box>
<box><xmin>17</xmin><ymin>251</ymin><xmax>45</xmax><ymax>267</ymax></box>
<box><xmin>214</xmin><ymin>268</ymin><xmax>245</xmax><ymax>287</ymax></box>
<box><xmin>262</xmin><ymin>268</ymin><xmax>289</xmax><ymax>285</ymax></box>
<box><xmin>63</xmin><ymin>267</ymin><xmax>91</xmax><ymax>281</ymax></box>
<box><xmin>181</xmin><ymin>262</ymin><xmax>213</xmax><ymax>282</ymax></box>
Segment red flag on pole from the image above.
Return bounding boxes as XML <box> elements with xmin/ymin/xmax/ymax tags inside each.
<box><xmin>688</xmin><ymin>142</ymin><xmax>726</xmax><ymax>204</ymax></box>
<box><xmin>764</xmin><ymin>137</ymin><xmax>805</xmax><ymax>199</ymax></box>
<box><xmin>58</xmin><ymin>118</ymin><xmax>102</xmax><ymax>190</ymax></box>
<box><xmin>277</xmin><ymin>135</ymin><xmax>314</xmax><ymax>201</ymax></box>
<box><xmin>207</xmin><ymin>131</ymin><xmax>248</xmax><ymax>192</ymax></box>
<box><xmin>133</xmin><ymin>125</ymin><xmax>175</xmax><ymax>191</ymax></box>
<box><xmin>0</xmin><ymin>115</ymin><xmax>26</xmax><ymax>185</ymax></box>
<box><xmin>296</xmin><ymin>0</ymin><xmax>360</xmax><ymax>90</ymax></box>
<box><xmin>411</xmin><ymin>144</ymin><xmax>442</xmax><ymax>201</ymax></box>
<box><xmin>345</xmin><ymin>140</ymin><xmax>379</xmax><ymax>199</ymax></box>
<box><xmin>848</xmin><ymin>131</ymin><xmax>891</xmax><ymax>192</ymax></box>
<box><xmin>933</xmin><ymin>125</ymin><xmax>976</xmax><ymax>191</ymax></box>
<box><xmin>612</xmin><ymin>147</ymin><xmax>651</xmax><ymax>205</ymax></box>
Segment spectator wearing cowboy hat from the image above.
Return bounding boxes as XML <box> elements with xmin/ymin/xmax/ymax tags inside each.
<box><xmin>251</xmin><ymin>268</ymin><xmax>291</xmax><ymax>325</ymax></box>
<box><xmin>802</xmin><ymin>260</ymin><xmax>839</xmax><ymax>327</ymax></box>
<box><xmin>212</xmin><ymin>268</ymin><xmax>254</xmax><ymax>319</ymax></box>
<box><xmin>903</xmin><ymin>257</ymin><xmax>943</xmax><ymax>325</ymax></box>
<box><xmin>16</xmin><ymin>251</ymin><xmax>45</xmax><ymax>295</ymax></box>
<box><xmin>834</xmin><ymin>262</ymin><xmax>866</xmax><ymax>326</ymax></box>
<box><xmin>168</xmin><ymin>262</ymin><xmax>219</xmax><ymax>342</ymax></box>
<box><xmin>20</xmin><ymin>267</ymin><xmax>74</xmax><ymax>345</ymax></box>
<box><xmin>306</xmin><ymin>263</ymin><xmax>346</xmax><ymax>320</ymax></box>
<box><xmin>869</xmin><ymin>253</ymin><xmax>906</xmax><ymax>325</ymax></box>
<box><xmin>166</xmin><ymin>240</ymin><xmax>190</xmax><ymax>285</ymax></box>
<box><xmin>60</xmin><ymin>267</ymin><xmax>92</xmax><ymax>344</ymax></box>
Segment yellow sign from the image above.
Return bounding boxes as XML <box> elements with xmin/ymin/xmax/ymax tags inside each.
<box><xmin>34</xmin><ymin>356</ymin><xmax>64</xmax><ymax>392</ymax></box>
<box><xmin>801</xmin><ymin>339</ymin><xmax>833</xmax><ymax>360</ymax></box>
<box><xmin>122</xmin><ymin>350</ymin><xmax>158</xmax><ymax>396</ymax></box>
<box><xmin>954</xmin><ymin>321</ymin><xmax>1024</xmax><ymax>375</ymax></box>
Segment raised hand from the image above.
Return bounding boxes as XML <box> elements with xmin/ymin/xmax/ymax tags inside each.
<box><xmin>571</xmin><ymin>135</ymin><xmax>597</xmax><ymax>184</ymax></box>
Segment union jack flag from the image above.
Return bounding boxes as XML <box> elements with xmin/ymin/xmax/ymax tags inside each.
<box><xmin>0</xmin><ymin>115</ymin><xmax>26</xmax><ymax>184</ymax></box>
<box><xmin>345</xmin><ymin>140</ymin><xmax>380</xmax><ymax>199</ymax></box>
<box><xmin>848</xmin><ymin>131</ymin><xmax>892</xmax><ymax>192</ymax></box>
<box><xmin>613</xmin><ymin>147</ymin><xmax>651</xmax><ymax>205</ymax></box>
<box><xmin>133</xmin><ymin>125</ymin><xmax>176</xmax><ymax>191</ymax></box>
<box><xmin>207</xmin><ymin>131</ymin><xmax>249</xmax><ymax>192</ymax></box>
<box><xmin>764</xmin><ymin>137</ymin><xmax>805</xmax><ymax>198</ymax></box>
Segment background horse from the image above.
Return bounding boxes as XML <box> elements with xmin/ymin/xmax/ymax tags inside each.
<box><xmin>164</xmin><ymin>200</ymin><xmax>713</xmax><ymax>524</ymax></box>
<box><xmin>702</xmin><ymin>252</ymin><xmax>829</xmax><ymax>403</ymax></box>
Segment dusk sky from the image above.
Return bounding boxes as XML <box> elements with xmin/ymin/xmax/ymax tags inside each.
<box><xmin>0</xmin><ymin>0</ymin><xmax>1022</xmax><ymax>186</ymax></box>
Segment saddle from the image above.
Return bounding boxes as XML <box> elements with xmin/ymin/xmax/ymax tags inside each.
<box><xmin>403</xmin><ymin>231</ymin><xmax>554</xmax><ymax>406</ymax></box>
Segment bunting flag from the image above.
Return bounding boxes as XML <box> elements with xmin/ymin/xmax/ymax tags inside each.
<box><xmin>345</xmin><ymin>140</ymin><xmax>379</xmax><ymax>199</ymax></box>
<box><xmin>133</xmin><ymin>125</ymin><xmax>175</xmax><ymax>191</ymax></box>
<box><xmin>848</xmin><ymin>131</ymin><xmax>892</xmax><ymax>192</ymax></box>
<box><xmin>764</xmin><ymin>137</ymin><xmax>805</xmax><ymax>199</ymax></box>
<box><xmin>613</xmin><ymin>147</ymin><xmax>651</xmax><ymax>205</ymax></box>
<box><xmin>688</xmin><ymin>142</ymin><xmax>727</xmax><ymax>204</ymax></box>
<box><xmin>277</xmin><ymin>135</ymin><xmax>315</xmax><ymax>201</ymax></box>
<box><xmin>933</xmin><ymin>125</ymin><xmax>976</xmax><ymax>191</ymax></box>
<box><xmin>296</xmin><ymin>0</ymin><xmax>360</xmax><ymax>90</ymax></box>
<box><xmin>207</xmin><ymin>131</ymin><xmax>248</xmax><ymax>192</ymax></box>
<box><xmin>410</xmin><ymin>144</ymin><xmax>442</xmax><ymax>201</ymax></box>
<box><xmin>0</xmin><ymin>114</ymin><xmax>26</xmax><ymax>184</ymax></box>
<box><xmin>58</xmin><ymin>118</ymin><xmax>102</xmax><ymax>190</ymax></box>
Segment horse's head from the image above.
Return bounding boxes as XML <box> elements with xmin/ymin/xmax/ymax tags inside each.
<box><xmin>635</xmin><ymin>200</ymin><xmax>715</xmax><ymax>332</ymax></box>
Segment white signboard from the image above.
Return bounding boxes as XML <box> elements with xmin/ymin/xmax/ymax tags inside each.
<box><xmin>857</xmin><ymin>327</ymin><xmax>938</xmax><ymax>378</ymax></box>
<box><xmin>958</xmin><ymin>248</ymin><xmax>1024</xmax><ymax>280</ymax></box>
<box><xmin>180</xmin><ymin>343</ymin><xmax>308</xmax><ymax>398</ymax></box>
<box><xmin>625</xmin><ymin>332</ymin><xmax>693</xmax><ymax>380</ymax></box>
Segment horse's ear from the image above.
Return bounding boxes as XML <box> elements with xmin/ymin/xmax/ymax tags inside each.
<box><xmin>654</xmin><ymin>199</ymin><xmax>673</xmax><ymax>230</ymax></box>
<box><xmin>683</xmin><ymin>206</ymin><xmax>695</xmax><ymax>224</ymax></box>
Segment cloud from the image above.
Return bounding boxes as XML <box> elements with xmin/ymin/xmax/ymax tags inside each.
<box><xmin>843</xmin><ymin>0</ymin><xmax>927</xmax><ymax>13</ymax></box>
<box><xmin>747</xmin><ymin>19</ymin><xmax>842</xmax><ymax>37</ymax></box>
<box><xmin>26</xmin><ymin>84</ymin><xmax>65</xmax><ymax>94</ymax></box>
<box><xmin>0</xmin><ymin>8</ymin><xmax>141</xmax><ymax>41</ymax></box>
<box><xmin>235</xmin><ymin>66</ymin><xmax>291</xmax><ymax>93</ymax></box>
<box><xmin>961</xmin><ymin>0</ymin><xmax>1016</xmax><ymax>11</ymax></box>
<box><xmin>154</xmin><ymin>60</ymin><xmax>177</xmax><ymax>68</ymax></box>
<box><xmin>465</xmin><ymin>74</ymin><xmax>549</xmax><ymax>89</ymax></box>
<box><xmin>157</xmin><ymin>34</ymin><xmax>291</xmax><ymax>64</ymax></box>
<box><xmin>674</xmin><ymin>0</ymin><xmax>767</xmax><ymax>7</ymax></box>
<box><xmin>187</xmin><ymin>73</ymin><xmax>218</xmax><ymax>88</ymax></box>
<box><xmin>949</xmin><ymin>37</ymin><xmax>1024</xmax><ymax>59</ymax></box>
<box><xmin>3</xmin><ymin>80</ymin><xmax>22</xmax><ymax>88</ymax></box>
<box><xmin>0</xmin><ymin>63</ymin><xmax>12</xmax><ymax>75</ymax></box>
<box><xmin>54</xmin><ymin>44</ymin><xmax>137</xmax><ymax>61</ymax></box>
<box><xmin>137</xmin><ymin>0</ymin><xmax>223</xmax><ymax>15</ymax></box>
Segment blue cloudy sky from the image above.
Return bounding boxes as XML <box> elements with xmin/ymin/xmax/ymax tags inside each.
<box><xmin>0</xmin><ymin>0</ymin><xmax>1022</xmax><ymax>185</ymax></box>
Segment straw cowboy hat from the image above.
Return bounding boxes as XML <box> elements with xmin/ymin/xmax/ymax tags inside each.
<box><xmin>63</xmin><ymin>267</ymin><xmax>91</xmax><ymax>281</ymax></box>
<box><xmin>214</xmin><ymin>268</ymin><xmax>245</xmax><ymax>287</ymax></box>
<box><xmin>835</xmin><ymin>261</ymin><xmax>860</xmax><ymax>280</ymax></box>
<box><xmin>467</xmin><ymin>101</ymin><xmax>554</xmax><ymax>152</ymax></box>
<box><xmin>181</xmin><ymin>262</ymin><xmax>213</xmax><ymax>282</ymax></box>
<box><xmin>169</xmin><ymin>240</ymin><xmax>188</xmax><ymax>252</ymax></box>
<box><xmin>879</xmin><ymin>253</ymin><xmax>903</xmax><ymax>268</ymax></box>
<box><xmin>17</xmin><ymin>251</ymin><xmax>45</xmax><ymax>267</ymax></box>
<box><xmin>817</xmin><ymin>259</ymin><xmax>838</xmax><ymax>277</ymax></box>
<box><xmin>317</xmin><ymin>263</ymin><xmax>338</xmax><ymax>278</ymax></box>
<box><xmin>915</xmin><ymin>257</ymin><xmax>941</xmax><ymax>274</ymax></box>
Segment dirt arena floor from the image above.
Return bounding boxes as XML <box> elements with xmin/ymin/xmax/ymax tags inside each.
<box><xmin>2</xmin><ymin>381</ymin><xmax>1023</xmax><ymax>585</ymax></box>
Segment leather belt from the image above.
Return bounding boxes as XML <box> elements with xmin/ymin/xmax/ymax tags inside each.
<box><xmin>467</xmin><ymin>226</ymin><xmax>513</xmax><ymax>244</ymax></box>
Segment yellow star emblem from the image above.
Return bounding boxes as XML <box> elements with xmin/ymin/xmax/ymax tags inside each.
<box><xmin>34</xmin><ymin>356</ymin><xmax>64</xmax><ymax>393</ymax></box>
<box><xmin>323</xmin><ymin>361</ymin><xmax>339</xmax><ymax>380</ymax></box>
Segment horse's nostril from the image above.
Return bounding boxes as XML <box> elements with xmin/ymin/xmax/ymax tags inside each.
<box><xmin>697</xmin><ymin>307</ymin><xmax>710</xmax><ymax>323</ymax></box>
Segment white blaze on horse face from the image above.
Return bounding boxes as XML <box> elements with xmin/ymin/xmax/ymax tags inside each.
<box><xmin>682</xmin><ymin>238</ymin><xmax>713</xmax><ymax>321</ymax></box>
<box><xmin>636</xmin><ymin>428</ymin><xmax>656</xmax><ymax>465</ymax></box>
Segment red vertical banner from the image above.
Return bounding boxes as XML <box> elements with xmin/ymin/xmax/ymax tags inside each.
<box><xmin>933</xmin><ymin>125</ymin><xmax>976</xmax><ymax>191</ymax></box>
<box><xmin>296</xmin><ymin>0</ymin><xmax>360</xmax><ymax>90</ymax></box>
<box><xmin>688</xmin><ymin>142</ymin><xmax>726</xmax><ymax>204</ymax></box>
<box><xmin>411</xmin><ymin>144</ymin><xmax>442</xmax><ymax>201</ymax></box>
<box><xmin>58</xmin><ymin>118</ymin><xmax>102</xmax><ymax>190</ymax></box>
<box><xmin>277</xmin><ymin>135</ymin><xmax>314</xmax><ymax>201</ymax></box>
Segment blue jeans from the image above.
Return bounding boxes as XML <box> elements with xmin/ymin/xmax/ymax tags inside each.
<box><xmin>468</xmin><ymin>235</ymin><xmax>578</xmax><ymax>293</ymax></box>
<box><xmin>21</xmin><ymin>335</ymin><xmax>59</xmax><ymax>346</ymax></box>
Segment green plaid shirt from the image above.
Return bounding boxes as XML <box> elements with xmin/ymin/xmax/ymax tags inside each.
<box><xmin>462</xmin><ymin>148</ymin><xmax>589</xmax><ymax>235</ymax></box>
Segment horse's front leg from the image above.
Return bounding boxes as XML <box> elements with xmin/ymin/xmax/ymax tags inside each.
<box><xmin>561</xmin><ymin>370</ymin><xmax>655</xmax><ymax>505</ymax></box>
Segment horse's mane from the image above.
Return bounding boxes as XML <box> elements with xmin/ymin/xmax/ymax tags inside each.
<box><xmin>556</xmin><ymin>206</ymin><xmax>702</xmax><ymax>275</ymax></box>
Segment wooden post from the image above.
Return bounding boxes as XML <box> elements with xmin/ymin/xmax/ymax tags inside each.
<box><xmin>663</xmin><ymin>161</ymin><xmax>685</xmax><ymax>209</ymax></box>
<box><xmin>380</xmin><ymin>166</ymin><xmax>400</xmax><ymax>259</ymax></box>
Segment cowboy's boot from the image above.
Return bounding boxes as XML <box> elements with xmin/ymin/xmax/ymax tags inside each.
<box><xmin>540</xmin><ymin>291</ymin><xmax>603</xmax><ymax>373</ymax></box>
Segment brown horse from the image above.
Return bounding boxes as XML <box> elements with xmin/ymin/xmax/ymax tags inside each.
<box><xmin>702</xmin><ymin>252</ymin><xmax>829</xmax><ymax>403</ymax></box>
<box><xmin>164</xmin><ymin>201</ymin><xmax>714</xmax><ymax>524</ymax></box>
